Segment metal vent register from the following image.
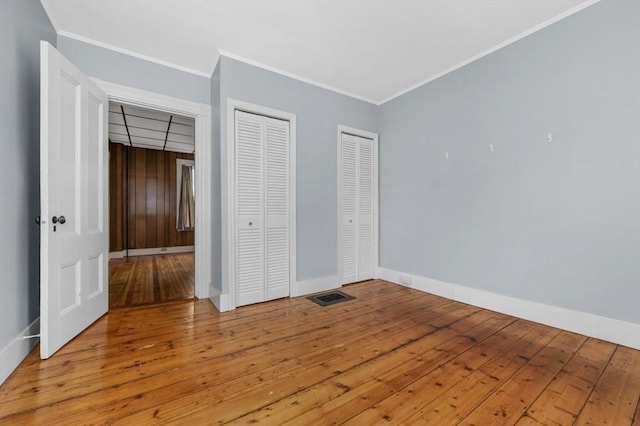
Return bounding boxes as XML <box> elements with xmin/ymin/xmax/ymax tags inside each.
<box><xmin>307</xmin><ymin>291</ymin><xmax>355</xmax><ymax>307</ymax></box>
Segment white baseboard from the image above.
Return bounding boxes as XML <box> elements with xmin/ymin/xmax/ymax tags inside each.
<box><xmin>209</xmin><ymin>275</ymin><xmax>339</xmax><ymax>312</ymax></box>
<box><xmin>209</xmin><ymin>285</ymin><xmax>232</xmax><ymax>312</ymax></box>
<box><xmin>109</xmin><ymin>246</ymin><xmax>194</xmax><ymax>259</ymax></box>
<box><xmin>378</xmin><ymin>267</ymin><xmax>640</xmax><ymax>350</ymax></box>
<box><xmin>0</xmin><ymin>318</ymin><xmax>40</xmax><ymax>386</ymax></box>
<box><xmin>293</xmin><ymin>275</ymin><xmax>340</xmax><ymax>297</ymax></box>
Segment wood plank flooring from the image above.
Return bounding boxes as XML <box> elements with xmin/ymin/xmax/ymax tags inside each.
<box><xmin>1</xmin><ymin>280</ymin><xmax>638</xmax><ymax>425</ymax></box>
<box><xmin>109</xmin><ymin>253</ymin><xmax>194</xmax><ymax>308</ymax></box>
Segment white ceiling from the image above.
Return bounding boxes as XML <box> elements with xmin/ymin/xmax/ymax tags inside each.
<box><xmin>42</xmin><ymin>0</ymin><xmax>596</xmax><ymax>104</ymax></box>
<box><xmin>109</xmin><ymin>102</ymin><xmax>195</xmax><ymax>153</ymax></box>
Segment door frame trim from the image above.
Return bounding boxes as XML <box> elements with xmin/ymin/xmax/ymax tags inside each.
<box><xmin>226</xmin><ymin>98</ymin><xmax>297</xmax><ymax>310</ymax></box>
<box><xmin>337</xmin><ymin>125</ymin><xmax>379</xmax><ymax>285</ymax></box>
<box><xmin>92</xmin><ymin>78</ymin><xmax>212</xmax><ymax>300</ymax></box>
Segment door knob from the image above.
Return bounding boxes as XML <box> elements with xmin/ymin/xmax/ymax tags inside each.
<box><xmin>52</xmin><ymin>215</ymin><xmax>66</xmax><ymax>225</ymax></box>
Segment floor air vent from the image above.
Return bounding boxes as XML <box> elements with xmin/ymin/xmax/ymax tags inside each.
<box><xmin>307</xmin><ymin>291</ymin><xmax>355</xmax><ymax>307</ymax></box>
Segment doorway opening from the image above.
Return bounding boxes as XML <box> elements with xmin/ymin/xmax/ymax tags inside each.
<box><xmin>107</xmin><ymin>101</ymin><xmax>196</xmax><ymax>308</ymax></box>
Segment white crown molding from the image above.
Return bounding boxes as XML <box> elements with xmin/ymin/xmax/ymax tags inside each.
<box><xmin>218</xmin><ymin>50</ymin><xmax>378</xmax><ymax>105</ymax></box>
<box><xmin>56</xmin><ymin>31</ymin><xmax>211</xmax><ymax>78</ymax></box>
<box><xmin>379</xmin><ymin>0</ymin><xmax>602</xmax><ymax>105</ymax></box>
<box><xmin>378</xmin><ymin>267</ymin><xmax>640</xmax><ymax>350</ymax></box>
<box><xmin>43</xmin><ymin>0</ymin><xmax>600</xmax><ymax>106</ymax></box>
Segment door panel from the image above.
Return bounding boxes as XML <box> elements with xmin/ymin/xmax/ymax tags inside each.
<box><xmin>340</xmin><ymin>133</ymin><xmax>375</xmax><ymax>284</ymax></box>
<box><xmin>87</xmin><ymin>93</ymin><xmax>103</xmax><ymax>233</ymax></box>
<box><xmin>341</xmin><ymin>134</ymin><xmax>358</xmax><ymax>284</ymax></box>
<box><xmin>235</xmin><ymin>111</ymin><xmax>265</xmax><ymax>306</ymax></box>
<box><xmin>265</xmin><ymin>118</ymin><xmax>290</xmax><ymax>300</ymax></box>
<box><xmin>58</xmin><ymin>72</ymin><xmax>80</xmax><ymax>235</ymax></box>
<box><xmin>357</xmin><ymin>139</ymin><xmax>374</xmax><ymax>280</ymax></box>
<box><xmin>40</xmin><ymin>42</ymin><xmax>109</xmax><ymax>358</ymax></box>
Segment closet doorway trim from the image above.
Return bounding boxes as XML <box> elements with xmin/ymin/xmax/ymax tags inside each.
<box><xmin>227</xmin><ymin>99</ymin><xmax>297</xmax><ymax>310</ymax></box>
<box><xmin>337</xmin><ymin>125</ymin><xmax>379</xmax><ymax>285</ymax></box>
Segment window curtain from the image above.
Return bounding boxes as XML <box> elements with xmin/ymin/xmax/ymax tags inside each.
<box><xmin>177</xmin><ymin>165</ymin><xmax>195</xmax><ymax>231</ymax></box>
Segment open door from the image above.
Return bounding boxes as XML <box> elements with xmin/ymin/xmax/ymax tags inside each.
<box><xmin>40</xmin><ymin>41</ymin><xmax>109</xmax><ymax>358</ymax></box>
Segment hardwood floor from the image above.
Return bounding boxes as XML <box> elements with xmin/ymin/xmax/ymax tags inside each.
<box><xmin>109</xmin><ymin>253</ymin><xmax>194</xmax><ymax>308</ymax></box>
<box><xmin>1</xmin><ymin>280</ymin><xmax>639</xmax><ymax>425</ymax></box>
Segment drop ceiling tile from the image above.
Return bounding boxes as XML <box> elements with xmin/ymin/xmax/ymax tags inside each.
<box><xmin>124</xmin><ymin>105</ymin><xmax>172</xmax><ymax>122</ymax></box>
<box><xmin>165</xmin><ymin>141</ymin><xmax>195</xmax><ymax>153</ymax></box>
<box><xmin>129</xmin><ymin>136</ymin><xmax>166</xmax><ymax>148</ymax></box>
<box><xmin>169</xmin><ymin>122</ymin><xmax>195</xmax><ymax>137</ymax></box>
<box><xmin>109</xmin><ymin>134</ymin><xmax>129</xmax><ymax>143</ymax></box>
<box><xmin>109</xmin><ymin>123</ymin><xmax>128</xmax><ymax>135</ymax></box>
<box><xmin>128</xmin><ymin>127</ymin><xmax>166</xmax><ymax>141</ymax></box>
<box><xmin>171</xmin><ymin>115</ymin><xmax>195</xmax><ymax>126</ymax></box>
<box><xmin>125</xmin><ymin>116</ymin><xmax>170</xmax><ymax>132</ymax></box>
<box><xmin>108</xmin><ymin>111</ymin><xmax>125</xmax><ymax>125</ymax></box>
<box><xmin>166</xmin><ymin>133</ymin><xmax>194</xmax><ymax>144</ymax></box>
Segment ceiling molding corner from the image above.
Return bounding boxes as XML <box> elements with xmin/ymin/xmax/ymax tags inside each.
<box><xmin>209</xmin><ymin>53</ymin><xmax>222</xmax><ymax>78</ymax></box>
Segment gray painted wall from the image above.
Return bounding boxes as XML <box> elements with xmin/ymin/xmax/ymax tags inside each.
<box><xmin>0</xmin><ymin>0</ymin><xmax>56</xmax><ymax>352</ymax></box>
<box><xmin>379</xmin><ymin>0</ymin><xmax>640</xmax><ymax>324</ymax></box>
<box><xmin>57</xmin><ymin>36</ymin><xmax>211</xmax><ymax>105</ymax></box>
<box><xmin>218</xmin><ymin>56</ymin><xmax>379</xmax><ymax>294</ymax></box>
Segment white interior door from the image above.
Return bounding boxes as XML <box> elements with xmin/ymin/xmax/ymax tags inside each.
<box><xmin>235</xmin><ymin>111</ymin><xmax>291</xmax><ymax>306</ymax></box>
<box><xmin>340</xmin><ymin>132</ymin><xmax>375</xmax><ymax>284</ymax></box>
<box><xmin>40</xmin><ymin>41</ymin><xmax>109</xmax><ymax>358</ymax></box>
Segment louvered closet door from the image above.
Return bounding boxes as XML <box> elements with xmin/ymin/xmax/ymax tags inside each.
<box><xmin>235</xmin><ymin>110</ymin><xmax>291</xmax><ymax>306</ymax></box>
<box><xmin>265</xmin><ymin>118</ymin><xmax>290</xmax><ymax>300</ymax></box>
<box><xmin>357</xmin><ymin>138</ymin><xmax>374</xmax><ymax>280</ymax></box>
<box><xmin>341</xmin><ymin>134</ymin><xmax>359</xmax><ymax>284</ymax></box>
<box><xmin>341</xmin><ymin>133</ymin><xmax>374</xmax><ymax>284</ymax></box>
<box><xmin>236</xmin><ymin>111</ymin><xmax>265</xmax><ymax>306</ymax></box>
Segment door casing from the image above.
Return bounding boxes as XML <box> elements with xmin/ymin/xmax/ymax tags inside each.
<box><xmin>93</xmin><ymin>78</ymin><xmax>212</xmax><ymax>300</ymax></box>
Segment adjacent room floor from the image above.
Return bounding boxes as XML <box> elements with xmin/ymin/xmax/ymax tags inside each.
<box><xmin>108</xmin><ymin>253</ymin><xmax>194</xmax><ymax>308</ymax></box>
<box><xmin>1</xmin><ymin>280</ymin><xmax>639</xmax><ymax>425</ymax></box>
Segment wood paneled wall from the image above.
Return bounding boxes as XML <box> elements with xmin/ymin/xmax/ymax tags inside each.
<box><xmin>109</xmin><ymin>143</ymin><xmax>195</xmax><ymax>252</ymax></box>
